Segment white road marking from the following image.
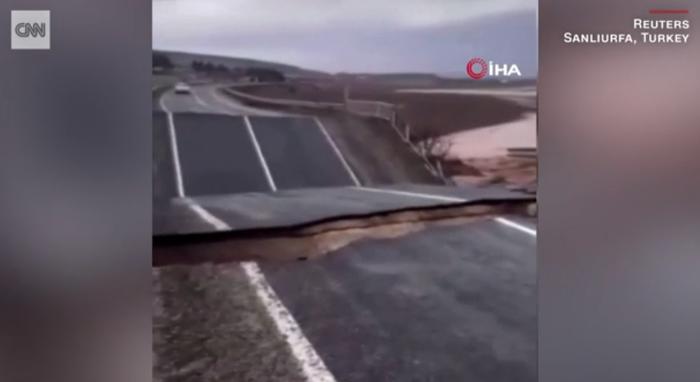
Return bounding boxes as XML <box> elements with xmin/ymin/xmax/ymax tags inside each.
<box><xmin>191</xmin><ymin>88</ymin><xmax>211</xmax><ymax>110</ymax></box>
<box><xmin>193</xmin><ymin>86</ymin><xmax>235</xmax><ymax>115</ymax></box>
<box><xmin>166</xmin><ymin>112</ymin><xmax>185</xmax><ymax>197</ymax></box>
<box><xmin>159</xmin><ymin>93</ymin><xmax>170</xmax><ymax>113</ymax></box>
<box><xmin>181</xmin><ymin>198</ymin><xmax>231</xmax><ymax>231</ymax></box>
<box><xmin>165</xmin><ymin>90</ymin><xmax>332</xmax><ymax>381</ymax></box>
<box><xmin>241</xmin><ymin>262</ymin><xmax>338</xmax><ymax>382</ymax></box>
<box><xmin>495</xmin><ymin>217</ymin><xmax>537</xmax><ymax>237</ymax></box>
<box><xmin>357</xmin><ymin>187</ymin><xmax>467</xmax><ymax>203</ymax></box>
<box><xmin>211</xmin><ymin>87</ymin><xmax>245</xmax><ymax>113</ymax></box>
<box><xmin>244</xmin><ymin>116</ymin><xmax>278</xmax><ymax>191</ymax></box>
<box><xmin>357</xmin><ymin>188</ymin><xmax>538</xmax><ymax>237</ymax></box>
<box><xmin>185</xmin><ymin>204</ymin><xmax>334</xmax><ymax>381</ymax></box>
<box><xmin>167</xmin><ymin>109</ymin><xmax>228</xmax><ymax>231</ymax></box>
<box><xmin>313</xmin><ymin>117</ymin><xmax>361</xmax><ymax>187</ymax></box>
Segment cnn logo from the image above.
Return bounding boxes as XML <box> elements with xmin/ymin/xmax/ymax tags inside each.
<box><xmin>11</xmin><ymin>10</ymin><xmax>51</xmax><ymax>50</ymax></box>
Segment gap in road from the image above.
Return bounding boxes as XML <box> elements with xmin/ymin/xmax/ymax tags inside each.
<box><xmin>156</xmin><ymin>90</ymin><xmax>536</xmax><ymax>382</ymax></box>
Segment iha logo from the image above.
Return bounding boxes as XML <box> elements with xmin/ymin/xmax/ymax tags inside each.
<box><xmin>466</xmin><ymin>58</ymin><xmax>521</xmax><ymax>80</ymax></box>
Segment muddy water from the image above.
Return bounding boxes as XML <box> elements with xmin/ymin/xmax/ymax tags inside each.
<box><xmin>443</xmin><ymin>112</ymin><xmax>537</xmax><ymax>160</ymax></box>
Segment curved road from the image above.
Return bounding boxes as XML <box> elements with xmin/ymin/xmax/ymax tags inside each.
<box><xmin>153</xmin><ymin>83</ymin><xmax>537</xmax><ymax>382</ymax></box>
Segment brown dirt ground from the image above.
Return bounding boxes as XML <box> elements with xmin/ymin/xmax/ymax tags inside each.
<box><xmin>446</xmin><ymin>157</ymin><xmax>537</xmax><ymax>192</ymax></box>
<box><xmin>239</xmin><ymin>82</ymin><xmax>529</xmax><ymax>139</ymax></box>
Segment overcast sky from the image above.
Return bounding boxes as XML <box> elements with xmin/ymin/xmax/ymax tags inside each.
<box><xmin>153</xmin><ymin>0</ymin><xmax>537</xmax><ymax>77</ymax></box>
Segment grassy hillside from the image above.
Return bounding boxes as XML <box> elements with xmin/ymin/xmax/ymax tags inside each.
<box><xmin>154</xmin><ymin>50</ymin><xmax>329</xmax><ymax>78</ymax></box>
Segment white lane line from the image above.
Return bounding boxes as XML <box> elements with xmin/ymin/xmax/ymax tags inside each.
<box><xmin>212</xmin><ymin>87</ymin><xmax>245</xmax><ymax>113</ymax></box>
<box><xmin>313</xmin><ymin>117</ymin><xmax>361</xmax><ymax>187</ymax></box>
<box><xmin>357</xmin><ymin>188</ymin><xmax>538</xmax><ymax>237</ymax></box>
<box><xmin>212</xmin><ymin>87</ymin><xmax>273</xmax><ymax>116</ymax></box>
<box><xmin>159</xmin><ymin>93</ymin><xmax>170</xmax><ymax>113</ymax></box>
<box><xmin>182</xmin><ymin>198</ymin><xmax>231</xmax><ymax>231</ymax></box>
<box><xmin>166</xmin><ymin>112</ymin><xmax>185</xmax><ymax>197</ymax></box>
<box><xmin>191</xmin><ymin>88</ymin><xmax>210</xmax><ymax>110</ymax></box>
<box><xmin>241</xmin><ymin>262</ymin><xmax>338</xmax><ymax>382</ymax></box>
<box><xmin>356</xmin><ymin>187</ymin><xmax>467</xmax><ymax>203</ymax></box>
<box><xmin>194</xmin><ymin>85</ymin><xmax>261</xmax><ymax>117</ymax></box>
<box><xmin>184</xmin><ymin>205</ymin><xmax>335</xmax><ymax>381</ymax></box>
<box><xmin>495</xmin><ymin>217</ymin><xmax>537</xmax><ymax>237</ymax></box>
<box><xmin>167</xmin><ymin>106</ymin><xmax>330</xmax><ymax>380</ymax></box>
<box><xmin>244</xmin><ymin>116</ymin><xmax>278</xmax><ymax>191</ymax></box>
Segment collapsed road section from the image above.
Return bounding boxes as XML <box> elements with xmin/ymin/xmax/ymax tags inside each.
<box><xmin>153</xmin><ymin>185</ymin><xmax>536</xmax><ymax>382</ymax></box>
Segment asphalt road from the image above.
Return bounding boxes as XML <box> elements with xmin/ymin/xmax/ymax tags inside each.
<box><xmin>155</xmin><ymin>84</ymin><xmax>440</xmax><ymax>197</ymax></box>
<box><xmin>159</xmin><ymin>83</ymin><xmax>290</xmax><ymax>116</ymax></box>
<box><xmin>156</xmin><ymin>87</ymin><xmax>359</xmax><ymax>197</ymax></box>
<box><xmin>153</xmin><ymin>83</ymin><xmax>537</xmax><ymax>382</ymax></box>
<box><xmin>174</xmin><ymin>113</ymin><xmax>271</xmax><ymax>195</ymax></box>
<box><xmin>261</xmin><ymin>218</ymin><xmax>536</xmax><ymax>382</ymax></box>
<box><xmin>153</xmin><ymin>111</ymin><xmax>178</xmax><ymax>200</ymax></box>
<box><xmin>250</xmin><ymin>116</ymin><xmax>355</xmax><ymax>190</ymax></box>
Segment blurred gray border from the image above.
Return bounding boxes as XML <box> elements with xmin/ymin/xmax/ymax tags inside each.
<box><xmin>539</xmin><ymin>1</ymin><xmax>700</xmax><ymax>381</ymax></box>
<box><xmin>0</xmin><ymin>1</ymin><xmax>151</xmax><ymax>381</ymax></box>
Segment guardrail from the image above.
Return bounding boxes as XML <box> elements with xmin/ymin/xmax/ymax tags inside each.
<box><xmin>222</xmin><ymin>87</ymin><xmax>345</xmax><ymax>111</ymax></box>
<box><xmin>345</xmin><ymin>99</ymin><xmax>396</xmax><ymax>121</ymax></box>
<box><xmin>220</xmin><ymin>85</ymin><xmax>451</xmax><ymax>184</ymax></box>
